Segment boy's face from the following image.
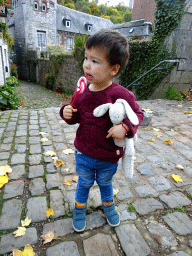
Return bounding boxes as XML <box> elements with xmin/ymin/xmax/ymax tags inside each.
<box><xmin>83</xmin><ymin>47</ymin><xmax>119</xmax><ymax>88</ymax></box>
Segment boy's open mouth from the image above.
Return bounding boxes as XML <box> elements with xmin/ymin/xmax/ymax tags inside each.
<box><xmin>85</xmin><ymin>73</ymin><xmax>93</xmax><ymax>81</ymax></box>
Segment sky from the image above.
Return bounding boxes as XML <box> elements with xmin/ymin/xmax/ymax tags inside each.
<box><xmin>98</xmin><ymin>0</ymin><xmax>129</xmax><ymax>7</ymax></box>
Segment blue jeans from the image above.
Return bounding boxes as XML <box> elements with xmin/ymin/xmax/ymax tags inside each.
<box><xmin>75</xmin><ymin>148</ymin><xmax>118</xmax><ymax>204</ymax></box>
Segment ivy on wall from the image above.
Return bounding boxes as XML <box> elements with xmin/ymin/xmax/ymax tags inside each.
<box><xmin>119</xmin><ymin>0</ymin><xmax>186</xmax><ymax>100</ymax></box>
<box><xmin>0</xmin><ymin>22</ymin><xmax>14</xmax><ymax>49</ymax></box>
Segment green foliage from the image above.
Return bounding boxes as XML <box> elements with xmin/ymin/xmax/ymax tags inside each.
<box><xmin>164</xmin><ymin>85</ymin><xmax>183</xmax><ymax>101</ymax></box>
<box><xmin>0</xmin><ymin>22</ymin><xmax>14</xmax><ymax>49</ymax></box>
<box><xmin>128</xmin><ymin>204</ymin><xmax>135</xmax><ymax>212</ymax></box>
<box><xmin>0</xmin><ymin>84</ymin><xmax>19</xmax><ymax>111</ymax></box>
<box><xmin>46</xmin><ymin>45</ymin><xmax>68</xmax><ymax>56</ymax></box>
<box><xmin>72</xmin><ymin>34</ymin><xmax>89</xmax><ymax>74</ymax></box>
<box><xmin>119</xmin><ymin>0</ymin><xmax>186</xmax><ymax>100</ymax></box>
<box><xmin>11</xmin><ymin>63</ymin><xmax>18</xmax><ymax>78</ymax></box>
<box><xmin>5</xmin><ymin>76</ymin><xmax>20</xmax><ymax>87</ymax></box>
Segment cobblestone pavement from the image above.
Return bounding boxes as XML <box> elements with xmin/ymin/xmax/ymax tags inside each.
<box><xmin>14</xmin><ymin>80</ymin><xmax>70</xmax><ymax>109</ymax></box>
<box><xmin>0</xmin><ymin>97</ymin><xmax>192</xmax><ymax>256</ymax></box>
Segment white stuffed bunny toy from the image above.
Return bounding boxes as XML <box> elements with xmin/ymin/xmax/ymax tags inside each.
<box><xmin>93</xmin><ymin>99</ymin><xmax>139</xmax><ymax>179</ymax></box>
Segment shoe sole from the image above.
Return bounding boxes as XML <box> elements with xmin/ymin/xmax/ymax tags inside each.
<box><xmin>72</xmin><ymin>221</ymin><xmax>86</xmax><ymax>232</ymax></box>
<box><xmin>106</xmin><ymin>218</ymin><xmax>120</xmax><ymax>227</ymax></box>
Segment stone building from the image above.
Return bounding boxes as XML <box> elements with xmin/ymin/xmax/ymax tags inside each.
<box><xmin>8</xmin><ymin>0</ymin><xmax>113</xmax><ymax>80</ymax></box>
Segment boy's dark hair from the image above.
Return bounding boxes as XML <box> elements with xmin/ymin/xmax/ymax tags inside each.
<box><xmin>85</xmin><ymin>29</ymin><xmax>129</xmax><ymax>75</ymax></box>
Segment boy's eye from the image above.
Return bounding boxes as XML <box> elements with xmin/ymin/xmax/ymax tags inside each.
<box><xmin>92</xmin><ymin>60</ymin><xmax>98</xmax><ymax>63</ymax></box>
<box><xmin>84</xmin><ymin>56</ymin><xmax>87</xmax><ymax>60</ymax></box>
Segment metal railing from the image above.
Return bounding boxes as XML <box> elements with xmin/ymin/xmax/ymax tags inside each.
<box><xmin>126</xmin><ymin>60</ymin><xmax>180</xmax><ymax>89</ymax></box>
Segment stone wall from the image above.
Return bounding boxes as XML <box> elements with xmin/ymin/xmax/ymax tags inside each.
<box><xmin>149</xmin><ymin>0</ymin><xmax>192</xmax><ymax>99</ymax></box>
<box><xmin>30</xmin><ymin>55</ymin><xmax>83</xmax><ymax>94</ymax></box>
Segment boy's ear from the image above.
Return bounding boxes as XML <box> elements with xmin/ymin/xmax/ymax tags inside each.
<box><xmin>111</xmin><ymin>64</ymin><xmax>120</xmax><ymax>76</ymax></box>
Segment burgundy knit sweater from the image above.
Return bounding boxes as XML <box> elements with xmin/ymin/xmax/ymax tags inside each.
<box><xmin>60</xmin><ymin>83</ymin><xmax>144</xmax><ymax>163</ymax></box>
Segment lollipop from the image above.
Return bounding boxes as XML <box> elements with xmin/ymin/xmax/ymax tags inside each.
<box><xmin>71</xmin><ymin>76</ymin><xmax>87</xmax><ymax>107</ymax></box>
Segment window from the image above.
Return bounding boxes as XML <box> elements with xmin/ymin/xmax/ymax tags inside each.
<box><xmin>34</xmin><ymin>2</ymin><xmax>38</xmax><ymax>10</ymax></box>
<box><xmin>42</xmin><ymin>3</ymin><xmax>46</xmax><ymax>12</ymax></box>
<box><xmin>87</xmin><ymin>25</ymin><xmax>92</xmax><ymax>32</ymax></box>
<box><xmin>85</xmin><ymin>23</ymin><xmax>92</xmax><ymax>31</ymax></box>
<box><xmin>63</xmin><ymin>19</ymin><xmax>71</xmax><ymax>28</ymax></box>
<box><xmin>65</xmin><ymin>37</ymin><xmax>74</xmax><ymax>51</ymax></box>
<box><xmin>56</xmin><ymin>35</ymin><xmax>60</xmax><ymax>45</ymax></box>
<box><xmin>37</xmin><ymin>31</ymin><xmax>46</xmax><ymax>48</ymax></box>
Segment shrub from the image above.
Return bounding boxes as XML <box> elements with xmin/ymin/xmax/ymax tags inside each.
<box><xmin>11</xmin><ymin>63</ymin><xmax>18</xmax><ymax>77</ymax></box>
<box><xmin>0</xmin><ymin>85</ymin><xmax>19</xmax><ymax>110</ymax></box>
<box><xmin>164</xmin><ymin>85</ymin><xmax>183</xmax><ymax>101</ymax></box>
<box><xmin>5</xmin><ymin>76</ymin><xmax>20</xmax><ymax>87</ymax></box>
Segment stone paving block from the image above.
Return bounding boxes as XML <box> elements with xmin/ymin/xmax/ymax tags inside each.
<box><xmin>15</xmin><ymin>137</ymin><xmax>26</xmax><ymax>144</ymax></box>
<box><xmin>43</xmin><ymin>145</ymin><xmax>54</xmax><ymax>152</ymax></box>
<box><xmin>168</xmin><ymin>252</ymin><xmax>190</xmax><ymax>256</ymax></box>
<box><xmin>87</xmin><ymin>188</ymin><xmax>102</xmax><ymax>208</ymax></box>
<box><xmin>9</xmin><ymin>165</ymin><xmax>25</xmax><ymax>179</ymax></box>
<box><xmin>147</xmin><ymin>155</ymin><xmax>164</xmax><ymax>163</ymax></box>
<box><xmin>0</xmin><ymin>152</ymin><xmax>10</xmax><ymax>160</ymax></box>
<box><xmin>11</xmin><ymin>153</ymin><xmax>26</xmax><ymax>164</ymax></box>
<box><xmin>115</xmin><ymin>224</ymin><xmax>151</xmax><ymax>256</ymax></box>
<box><xmin>117</xmin><ymin>204</ymin><xmax>137</xmax><ymax>221</ymax></box>
<box><xmin>46</xmin><ymin>163</ymin><xmax>57</xmax><ymax>173</ymax></box>
<box><xmin>3</xmin><ymin>137</ymin><xmax>13</xmax><ymax>143</ymax></box>
<box><xmin>28</xmin><ymin>165</ymin><xmax>44</xmax><ymax>178</ymax></box>
<box><xmin>186</xmin><ymin>185</ymin><xmax>192</xmax><ymax>197</ymax></box>
<box><xmin>137</xmin><ymin>163</ymin><xmax>157</xmax><ymax>176</ymax></box>
<box><xmin>147</xmin><ymin>222</ymin><xmax>178</xmax><ymax>248</ymax></box>
<box><xmin>0</xmin><ymin>199</ymin><xmax>22</xmax><ymax>230</ymax></box>
<box><xmin>46</xmin><ymin>241</ymin><xmax>80</xmax><ymax>256</ymax></box>
<box><xmin>44</xmin><ymin>156</ymin><xmax>53</xmax><ymax>163</ymax></box>
<box><xmin>0</xmin><ymin>143</ymin><xmax>11</xmax><ymax>151</ymax></box>
<box><xmin>53</xmin><ymin>143</ymin><xmax>67</xmax><ymax>151</ymax></box>
<box><xmin>189</xmin><ymin>240</ymin><xmax>192</xmax><ymax>247</ymax></box>
<box><xmin>169</xmin><ymin>171</ymin><xmax>192</xmax><ymax>187</ymax></box>
<box><xmin>17</xmin><ymin>125</ymin><xmax>27</xmax><ymax>130</ymax></box>
<box><xmin>27</xmin><ymin>197</ymin><xmax>47</xmax><ymax>222</ymax></box>
<box><xmin>0</xmin><ymin>160</ymin><xmax>7</xmax><ymax>166</ymax></box>
<box><xmin>132</xmin><ymin>198</ymin><xmax>164</xmax><ymax>215</ymax></box>
<box><xmin>30</xmin><ymin>120</ymin><xmax>38</xmax><ymax>124</ymax></box>
<box><xmin>4</xmin><ymin>131</ymin><xmax>14</xmax><ymax>137</ymax></box>
<box><xmin>163</xmin><ymin>152</ymin><xmax>191</xmax><ymax>166</ymax></box>
<box><xmin>6</xmin><ymin>125</ymin><xmax>16</xmax><ymax>131</ymax></box>
<box><xmin>29</xmin><ymin>130</ymin><xmax>39</xmax><ymax>136</ymax></box>
<box><xmin>29</xmin><ymin>178</ymin><xmax>45</xmax><ymax>195</ymax></box>
<box><xmin>163</xmin><ymin>212</ymin><xmax>192</xmax><ymax>235</ymax></box>
<box><xmin>16</xmin><ymin>130</ymin><xmax>27</xmax><ymax>137</ymax></box>
<box><xmin>85</xmin><ymin>211</ymin><xmax>106</xmax><ymax>230</ymax></box>
<box><xmin>29</xmin><ymin>136</ymin><xmax>41</xmax><ymax>144</ymax></box>
<box><xmin>148</xmin><ymin>176</ymin><xmax>171</xmax><ymax>192</ymax></box>
<box><xmin>29</xmin><ymin>124</ymin><xmax>39</xmax><ymax>130</ymax></box>
<box><xmin>116</xmin><ymin>187</ymin><xmax>133</xmax><ymax>200</ymax></box>
<box><xmin>3</xmin><ymin>180</ymin><xmax>24</xmax><ymax>199</ymax></box>
<box><xmin>66</xmin><ymin>191</ymin><xmax>75</xmax><ymax>211</ymax></box>
<box><xmin>46</xmin><ymin>173</ymin><xmax>60</xmax><ymax>189</ymax></box>
<box><xmin>50</xmin><ymin>190</ymin><xmax>65</xmax><ymax>218</ymax></box>
<box><xmin>53</xmin><ymin>136</ymin><xmax>64</xmax><ymax>142</ymax></box>
<box><xmin>30</xmin><ymin>144</ymin><xmax>41</xmax><ymax>154</ymax></box>
<box><xmin>0</xmin><ymin>227</ymin><xmax>38</xmax><ymax>254</ymax></box>
<box><xmin>43</xmin><ymin>218</ymin><xmax>74</xmax><ymax>238</ymax></box>
<box><xmin>135</xmin><ymin>185</ymin><xmax>157</xmax><ymax>197</ymax></box>
<box><xmin>159</xmin><ymin>191</ymin><xmax>191</xmax><ymax>208</ymax></box>
<box><xmin>52</xmin><ymin>130</ymin><xmax>62</xmax><ymax>136</ymax></box>
<box><xmin>15</xmin><ymin>144</ymin><xmax>26</xmax><ymax>153</ymax></box>
<box><xmin>29</xmin><ymin>154</ymin><xmax>42</xmax><ymax>165</ymax></box>
<box><xmin>83</xmin><ymin>233</ymin><xmax>118</xmax><ymax>256</ymax></box>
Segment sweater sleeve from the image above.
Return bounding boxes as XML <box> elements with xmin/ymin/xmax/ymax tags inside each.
<box><xmin>118</xmin><ymin>89</ymin><xmax>144</xmax><ymax>139</ymax></box>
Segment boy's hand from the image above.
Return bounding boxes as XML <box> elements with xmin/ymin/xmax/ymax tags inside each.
<box><xmin>106</xmin><ymin>124</ymin><xmax>129</xmax><ymax>142</ymax></box>
<box><xmin>63</xmin><ymin>105</ymin><xmax>78</xmax><ymax>119</ymax></box>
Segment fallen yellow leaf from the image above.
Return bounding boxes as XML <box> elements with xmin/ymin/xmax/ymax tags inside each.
<box><xmin>178</xmin><ymin>105</ymin><xmax>182</xmax><ymax>108</ymax></box>
<box><xmin>152</xmin><ymin>128</ymin><xmax>160</xmax><ymax>131</ymax></box>
<box><xmin>145</xmin><ymin>126</ymin><xmax>148</xmax><ymax>129</ymax></box>
<box><xmin>176</xmin><ymin>130</ymin><xmax>182</xmax><ymax>133</ymax></box>
<box><xmin>165</xmin><ymin>140</ymin><xmax>174</xmax><ymax>145</ymax></box>
<box><xmin>0</xmin><ymin>165</ymin><xmax>12</xmax><ymax>176</ymax></box>
<box><xmin>53</xmin><ymin>159</ymin><xmax>65</xmax><ymax>168</ymax></box>
<box><xmin>13</xmin><ymin>227</ymin><xmax>26</xmax><ymax>237</ymax></box>
<box><xmin>150</xmin><ymin>138</ymin><xmax>155</xmax><ymax>142</ymax></box>
<box><xmin>39</xmin><ymin>132</ymin><xmax>48</xmax><ymax>135</ymax></box>
<box><xmin>189</xmin><ymin>107</ymin><xmax>192</xmax><ymax>109</ymax></box>
<box><xmin>175</xmin><ymin>165</ymin><xmax>184</xmax><ymax>170</ymax></box>
<box><xmin>41</xmin><ymin>231</ymin><xmax>54</xmax><ymax>245</ymax></box>
<box><xmin>45</xmin><ymin>208</ymin><xmax>54</xmax><ymax>218</ymax></box>
<box><xmin>72</xmin><ymin>175</ymin><xmax>78</xmax><ymax>183</ymax></box>
<box><xmin>113</xmin><ymin>188</ymin><xmax>119</xmax><ymax>196</ymax></box>
<box><xmin>43</xmin><ymin>151</ymin><xmax>56</xmax><ymax>157</ymax></box>
<box><xmin>13</xmin><ymin>249</ymin><xmax>22</xmax><ymax>256</ymax></box>
<box><xmin>21</xmin><ymin>216</ymin><xmax>31</xmax><ymax>227</ymax></box>
<box><xmin>172</xmin><ymin>174</ymin><xmax>183</xmax><ymax>183</ymax></box>
<box><xmin>21</xmin><ymin>244</ymin><xmax>35</xmax><ymax>256</ymax></box>
<box><xmin>39</xmin><ymin>138</ymin><xmax>48</xmax><ymax>142</ymax></box>
<box><xmin>63</xmin><ymin>179</ymin><xmax>72</xmax><ymax>186</ymax></box>
<box><xmin>0</xmin><ymin>174</ymin><xmax>9</xmax><ymax>188</ymax></box>
<box><xmin>184</xmin><ymin>111</ymin><xmax>191</xmax><ymax>114</ymax></box>
<box><xmin>156</xmin><ymin>134</ymin><xmax>162</xmax><ymax>137</ymax></box>
<box><xmin>63</xmin><ymin>149</ymin><xmax>74</xmax><ymax>155</ymax></box>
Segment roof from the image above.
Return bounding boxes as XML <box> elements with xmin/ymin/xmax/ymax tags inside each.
<box><xmin>56</xmin><ymin>5</ymin><xmax>113</xmax><ymax>34</ymax></box>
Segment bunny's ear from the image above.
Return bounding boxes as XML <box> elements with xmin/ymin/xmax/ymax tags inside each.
<box><xmin>93</xmin><ymin>103</ymin><xmax>112</xmax><ymax>117</ymax></box>
<box><xmin>116</xmin><ymin>99</ymin><xmax>139</xmax><ymax>125</ymax></box>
